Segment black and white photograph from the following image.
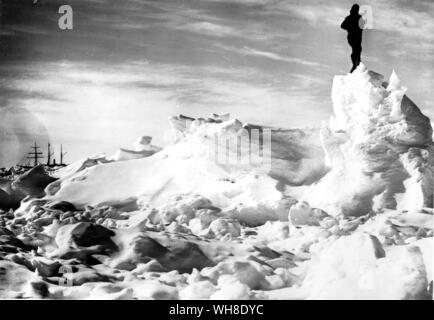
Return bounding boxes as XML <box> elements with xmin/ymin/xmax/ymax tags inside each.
<box><xmin>0</xmin><ymin>0</ymin><xmax>433</xmax><ymax>302</ymax></box>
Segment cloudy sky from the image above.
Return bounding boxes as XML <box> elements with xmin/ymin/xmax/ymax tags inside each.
<box><xmin>0</xmin><ymin>0</ymin><xmax>433</xmax><ymax>166</ymax></box>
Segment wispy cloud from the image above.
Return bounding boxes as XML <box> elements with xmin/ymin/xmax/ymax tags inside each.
<box><xmin>241</xmin><ymin>47</ymin><xmax>321</xmax><ymax>67</ymax></box>
<box><xmin>215</xmin><ymin>44</ymin><xmax>322</xmax><ymax>67</ymax></box>
<box><xmin>179</xmin><ymin>21</ymin><xmax>237</xmax><ymax>37</ymax></box>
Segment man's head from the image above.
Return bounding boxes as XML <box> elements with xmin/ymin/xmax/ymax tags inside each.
<box><xmin>350</xmin><ymin>4</ymin><xmax>360</xmax><ymax>15</ymax></box>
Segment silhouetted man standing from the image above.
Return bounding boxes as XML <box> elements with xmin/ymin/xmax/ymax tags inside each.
<box><xmin>341</xmin><ymin>4</ymin><xmax>363</xmax><ymax>72</ymax></box>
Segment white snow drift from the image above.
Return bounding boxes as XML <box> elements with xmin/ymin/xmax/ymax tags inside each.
<box><xmin>44</xmin><ymin>64</ymin><xmax>432</xmax><ymax>223</ymax></box>
<box><xmin>8</xmin><ymin>64</ymin><xmax>430</xmax><ymax>300</ymax></box>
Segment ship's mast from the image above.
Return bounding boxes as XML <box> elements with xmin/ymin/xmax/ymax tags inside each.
<box><xmin>27</xmin><ymin>142</ymin><xmax>43</xmax><ymax>167</ymax></box>
<box><xmin>47</xmin><ymin>142</ymin><xmax>54</xmax><ymax>166</ymax></box>
<box><xmin>60</xmin><ymin>144</ymin><xmax>67</xmax><ymax>165</ymax></box>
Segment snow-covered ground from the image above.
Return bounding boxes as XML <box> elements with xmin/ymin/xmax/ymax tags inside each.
<box><xmin>1</xmin><ymin>64</ymin><xmax>432</xmax><ymax>299</ymax></box>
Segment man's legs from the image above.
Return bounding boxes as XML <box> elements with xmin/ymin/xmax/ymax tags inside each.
<box><xmin>350</xmin><ymin>43</ymin><xmax>362</xmax><ymax>73</ymax></box>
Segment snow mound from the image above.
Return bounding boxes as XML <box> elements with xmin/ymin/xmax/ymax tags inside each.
<box><xmin>303</xmin><ymin>64</ymin><xmax>433</xmax><ymax>216</ymax></box>
<box><xmin>110</xmin><ymin>136</ymin><xmax>162</xmax><ymax>161</ymax></box>
<box><xmin>42</xmin><ymin>113</ymin><xmax>326</xmax><ymax>225</ymax></box>
<box><xmin>301</xmin><ymin>233</ymin><xmax>429</xmax><ymax>299</ymax></box>
<box><xmin>52</xmin><ymin>155</ymin><xmax>111</xmax><ymax>179</ymax></box>
<box><xmin>38</xmin><ymin>64</ymin><xmax>433</xmax><ymax>225</ymax></box>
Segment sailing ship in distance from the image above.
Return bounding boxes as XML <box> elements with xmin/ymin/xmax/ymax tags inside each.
<box><xmin>25</xmin><ymin>142</ymin><xmax>68</xmax><ymax>167</ymax></box>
